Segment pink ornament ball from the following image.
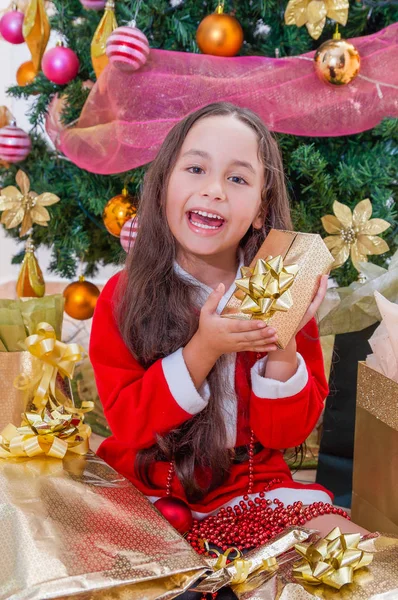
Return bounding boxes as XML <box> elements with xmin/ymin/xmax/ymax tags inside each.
<box><xmin>42</xmin><ymin>46</ymin><xmax>80</xmax><ymax>85</ymax></box>
<box><xmin>0</xmin><ymin>10</ymin><xmax>24</xmax><ymax>44</ymax></box>
<box><xmin>120</xmin><ymin>217</ymin><xmax>138</xmax><ymax>252</ymax></box>
<box><xmin>80</xmin><ymin>0</ymin><xmax>107</xmax><ymax>9</ymax></box>
<box><xmin>106</xmin><ymin>25</ymin><xmax>150</xmax><ymax>72</ymax></box>
<box><xmin>0</xmin><ymin>124</ymin><xmax>31</xmax><ymax>163</ymax></box>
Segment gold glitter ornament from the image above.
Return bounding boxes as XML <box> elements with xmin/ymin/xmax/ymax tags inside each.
<box><xmin>91</xmin><ymin>0</ymin><xmax>118</xmax><ymax>79</ymax></box>
<box><xmin>0</xmin><ymin>169</ymin><xmax>60</xmax><ymax>237</ymax></box>
<box><xmin>321</xmin><ymin>198</ymin><xmax>390</xmax><ymax>271</ymax></box>
<box><xmin>16</xmin><ymin>237</ymin><xmax>45</xmax><ymax>297</ymax></box>
<box><xmin>23</xmin><ymin>0</ymin><xmax>50</xmax><ymax>71</ymax></box>
<box><xmin>285</xmin><ymin>0</ymin><xmax>349</xmax><ymax>40</ymax></box>
<box><xmin>314</xmin><ymin>27</ymin><xmax>360</xmax><ymax>85</ymax></box>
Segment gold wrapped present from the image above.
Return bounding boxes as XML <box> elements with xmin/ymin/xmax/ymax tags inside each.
<box><xmin>0</xmin><ymin>452</ymin><xmax>207</xmax><ymax>600</ymax></box>
<box><xmin>351</xmin><ymin>291</ymin><xmax>398</xmax><ymax>534</ymax></box>
<box><xmin>221</xmin><ymin>229</ymin><xmax>333</xmax><ymax>348</ymax></box>
<box><xmin>352</xmin><ymin>362</ymin><xmax>398</xmax><ymax>534</ymax></box>
<box><xmin>236</xmin><ymin>531</ymin><xmax>398</xmax><ymax>599</ymax></box>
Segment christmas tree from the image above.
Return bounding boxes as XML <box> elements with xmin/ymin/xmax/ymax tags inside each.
<box><xmin>1</xmin><ymin>0</ymin><xmax>397</xmax><ymax>286</ymax></box>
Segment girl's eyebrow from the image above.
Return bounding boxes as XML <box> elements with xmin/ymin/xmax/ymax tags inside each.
<box><xmin>182</xmin><ymin>149</ymin><xmax>256</xmax><ymax>174</ymax></box>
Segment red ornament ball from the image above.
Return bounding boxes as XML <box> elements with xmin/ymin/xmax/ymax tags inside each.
<box><xmin>0</xmin><ymin>10</ymin><xmax>24</xmax><ymax>44</ymax></box>
<box><xmin>120</xmin><ymin>216</ymin><xmax>138</xmax><ymax>252</ymax></box>
<box><xmin>0</xmin><ymin>123</ymin><xmax>31</xmax><ymax>163</ymax></box>
<box><xmin>42</xmin><ymin>45</ymin><xmax>80</xmax><ymax>85</ymax></box>
<box><xmin>106</xmin><ymin>25</ymin><xmax>150</xmax><ymax>72</ymax></box>
<box><xmin>154</xmin><ymin>497</ymin><xmax>193</xmax><ymax>535</ymax></box>
<box><xmin>80</xmin><ymin>0</ymin><xmax>106</xmax><ymax>9</ymax></box>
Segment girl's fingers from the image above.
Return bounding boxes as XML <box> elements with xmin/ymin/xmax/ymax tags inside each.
<box><xmin>227</xmin><ymin>318</ymin><xmax>270</xmax><ymax>333</ymax></box>
<box><xmin>232</xmin><ymin>329</ymin><xmax>278</xmax><ymax>344</ymax></box>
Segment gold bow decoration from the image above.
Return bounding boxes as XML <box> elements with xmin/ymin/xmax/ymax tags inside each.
<box><xmin>293</xmin><ymin>527</ymin><xmax>373</xmax><ymax>590</ymax></box>
<box><xmin>322</xmin><ymin>199</ymin><xmax>390</xmax><ymax>272</ymax></box>
<box><xmin>14</xmin><ymin>322</ymin><xmax>88</xmax><ymax>411</ymax></box>
<box><xmin>0</xmin><ymin>170</ymin><xmax>60</xmax><ymax>237</ymax></box>
<box><xmin>234</xmin><ymin>256</ymin><xmax>299</xmax><ymax>321</ymax></box>
<box><xmin>284</xmin><ymin>0</ymin><xmax>349</xmax><ymax>40</ymax></box>
<box><xmin>0</xmin><ymin>403</ymin><xmax>92</xmax><ymax>459</ymax></box>
<box><xmin>207</xmin><ymin>545</ymin><xmax>278</xmax><ymax>586</ymax></box>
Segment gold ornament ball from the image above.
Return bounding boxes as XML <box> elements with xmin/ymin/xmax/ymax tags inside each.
<box><xmin>16</xmin><ymin>60</ymin><xmax>38</xmax><ymax>87</ymax></box>
<box><xmin>196</xmin><ymin>12</ymin><xmax>244</xmax><ymax>57</ymax></box>
<box><xmin>103</xmin><ymin>189</ymin><xmax>137</xmax><ymax>237</ymax></box>
<box><xmin>314</xmin><ymin>38</ymin><xmax>360</xmax><ymax>85</ymax></box>
<box><xmin>64</xmin><ymin>278</ymin><xmax>100</xmax><ymax>320</ymax></box>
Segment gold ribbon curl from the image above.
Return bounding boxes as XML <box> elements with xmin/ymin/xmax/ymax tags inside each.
<box><xmin>14</xmin><ymin>322</ymin><xmax>87</xmax><ymax>411</ymax></box>
<box><xmin>234</xmin><ymin>255</ymin><xmax>299</xmax><ymax>321</ymax></box>
<box><xmin>0</xmin><ymin>403</ymin><xmax>92</xmax><ymax>459</ymax></box>
<box><xmin>293</xmin><ymin>527</ymin><xmax>373</xmax><ymax>590</ymax></box>
<box><xmin>208</xmin><ymin>545</ymin><xmax>278</xmax><ymax>585</ymax></box>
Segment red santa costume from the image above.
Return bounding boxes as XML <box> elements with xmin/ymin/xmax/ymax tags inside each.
<box><xmin>89</xmin><ymin>256</ymin><xmax>333</xmax><ymax>519</ymax></box>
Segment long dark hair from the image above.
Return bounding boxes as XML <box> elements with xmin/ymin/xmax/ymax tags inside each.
<box><xmin>116</xmin><ymin>102</ymin><xmax>293</xmax><ymax>502</ymax></box>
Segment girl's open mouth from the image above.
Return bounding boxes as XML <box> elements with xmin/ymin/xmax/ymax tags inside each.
<box><xmin>186</xmin><ymin>210</ymin><xmax>226</xmax><ymax>232</ymax></box>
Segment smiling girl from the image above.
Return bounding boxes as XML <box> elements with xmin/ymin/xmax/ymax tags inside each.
<box><xmin>90</xmin><ymin>102</ymin><xmax>364</xmax><ymax>538</ymax></box>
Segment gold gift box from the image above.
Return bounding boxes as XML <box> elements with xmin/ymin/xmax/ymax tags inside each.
<box><xmin>0</xmin><ymin>452</ymin><xmax>207</xmax><ymax>600</ymax></box>
<box><xmin>221</xmin><ymin>229</ymin><xmax>334</xmax><ymax>349</ymax></box>
<box><xmin>352</xmin><ymin>362</ymin><xmax>398</xmax><ymax>535</ymax></box>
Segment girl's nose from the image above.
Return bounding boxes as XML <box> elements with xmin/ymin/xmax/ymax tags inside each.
<box><xmin>200</xmin><ymin>180</ymin><xmax>226</xmax><ymax>201</ymax></box>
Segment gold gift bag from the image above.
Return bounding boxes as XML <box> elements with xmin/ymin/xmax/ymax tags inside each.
<box><xmin>352</xmin><ymin>362</ymin><xmax>398</xmax><ymax>534</ymax></box>
<box><xmin>0</xmin><ymin>352</ymin><xmax>40</xmax><ymax>431</ymax></box>
<box><xmin>221</xmin><ymin>229</ymin><xmax>333</xmax><ymax>349</ymax></box>
<box><xmin>0</xmin><ymin>351</ymin><xmax>73</xmax><ymax>432</ymax></box>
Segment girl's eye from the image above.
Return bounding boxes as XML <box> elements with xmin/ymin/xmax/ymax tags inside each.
<box><xmin>187</xmin><ymin>166</ymin><xmax>204</xmax><ymax>175</ymax></box>
<box><xmin>229</xmin><ymin>176</ymin><xmax>247</xmax><ymax>185</ymax></box>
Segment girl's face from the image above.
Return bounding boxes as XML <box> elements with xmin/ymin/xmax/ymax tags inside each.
<box><xmin>166</xmin><ymin>115</ymin><xmax>264</xmax><ymax>262</ymax></box>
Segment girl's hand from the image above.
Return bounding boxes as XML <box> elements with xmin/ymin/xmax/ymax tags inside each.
<box><xmin>195</xmin><ymin>283</ymin><xmax>279</xmax><ymax>360</ymax></box>
<box><xmin>296</xmin><ymin>274</ymin><xmax>329</xmax><ymax>333</ymax></box>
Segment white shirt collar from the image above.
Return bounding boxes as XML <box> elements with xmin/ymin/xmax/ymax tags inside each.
<box><xmin>173</xmin><ymin>250</ymin><xmax>245</xmax><ymax>313</ymax></box>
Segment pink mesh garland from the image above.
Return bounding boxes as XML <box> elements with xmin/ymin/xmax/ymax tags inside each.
<box><xmin>51</xmin><ymin>23</ymin><xmax>398</xmax><ymax>175</ymax></box>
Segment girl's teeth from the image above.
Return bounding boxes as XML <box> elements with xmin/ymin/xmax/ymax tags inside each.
<box><xmin>191</xmin><ymin>210</ymin><xmax>223</xmax><ymax>220</ymax></box>
<box><xmin>190</xmin><ymin>219</ymin><xmax>220</xmax><ymax>230</ymax></box>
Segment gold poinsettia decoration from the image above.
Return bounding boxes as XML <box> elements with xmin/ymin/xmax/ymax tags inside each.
<box><xmin>284</xmin><ymin>0</ymin><xmax>349</xmax><ymax>40</ymax></box>
<box><xmin>0</xmin><ymin>170</ymin><xmax>60</xmax><ymax>237</ymax></box>
<box><xmin>322</xmin><ymin>199</ymin><xmax>390</xmax><ymax>271</ymax></box>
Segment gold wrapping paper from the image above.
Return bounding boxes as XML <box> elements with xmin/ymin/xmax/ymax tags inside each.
<box><xmin>352</xmin><ymin>362</ymin><xmax>398</xmax><ymax>534</ymax></box>
<box><xmin>236</xmin><ymin>532</ymin><xmax>398</xmax><ymax>599</ymax></box>
<box><xmin>0</xmin><ymin>452</ymin><xmax>207</xmax><ymax>600</ymax></box>
<box><xmin>221</xmin><ymin>230</ymin><xmax>333</xmax><ymax>349</ymax></box>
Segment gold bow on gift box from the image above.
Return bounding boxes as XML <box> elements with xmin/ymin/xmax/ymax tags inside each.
<box><xmin>293</xmin><ymin>527</ymin><xmax>373</xmax><ymax>590</ymax></box>
<box><xmin>0</xmin><ymin>403</ymin><xmax>92</xmax><ymax>459</ymax></box>
<box><xmin>0</xmin><ymin>322</ymin><xmax>93</xmax><ymax>460</ymax></box>
<box><xmin>15</xmin><ymin>322</ymin><xmax>85</xmax><ymax>411</ymax></box>
<box><xmin>234</xmin><ymin>256</ymin><xmax>299</xmax><ymax>322</ymax></box>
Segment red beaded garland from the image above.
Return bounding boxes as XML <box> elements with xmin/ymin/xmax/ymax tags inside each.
<box><xmin>165</xmin><ymin>432</ymin><xmax>350</xmax><ymax>554</ymax></box>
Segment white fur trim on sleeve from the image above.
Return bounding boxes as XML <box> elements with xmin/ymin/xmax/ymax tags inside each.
<box><xmin>251</xmin><ymin>353</ymin><xmax>308</xmax><ymax>399</ymax></box>
<box><xmin>162</xmin><ymin>348</ymin><xmax>210</xmax><ymax>414</ymax></box>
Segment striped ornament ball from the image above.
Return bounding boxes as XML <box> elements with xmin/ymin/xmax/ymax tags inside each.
<box><xmin>120</xmin><ymin>217</ymin><xmax>138</xmax><ymax>253</ymax></box>
<box><xmin>106</xmin><ymin>25</ymin><xmax>150</xmax><ymax>72</ymax></box>
<box><xmin>0</xmin><ymin>123</ymin><xmax>31</xmax><ymax>163</ymax></box>
<box><xmin>79</xmin><ymin>0</ymin><xmax>106</xmax><ymax>9</ymax></box>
